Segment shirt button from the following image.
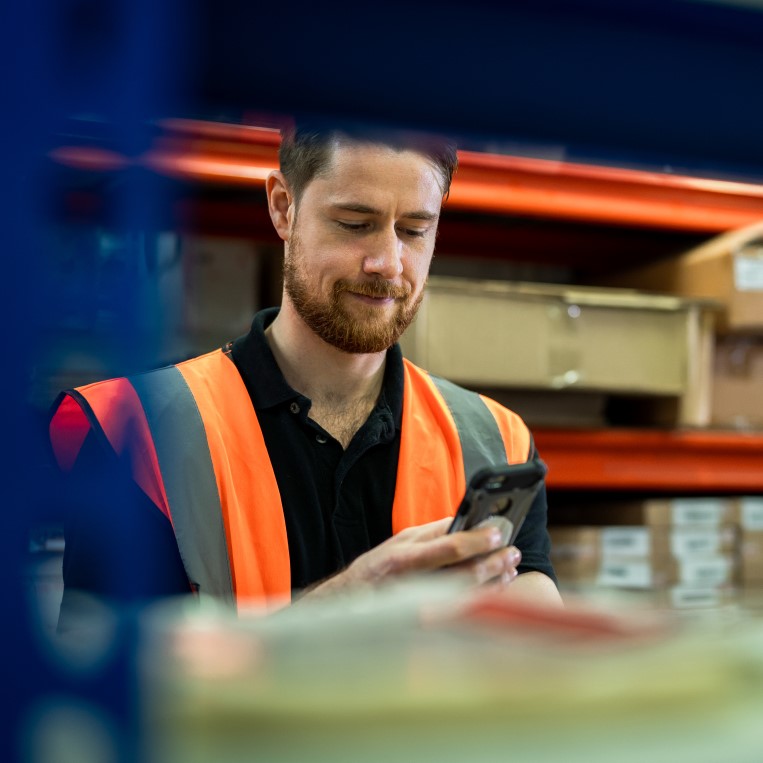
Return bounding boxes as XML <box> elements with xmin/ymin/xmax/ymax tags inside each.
<box><xmin>289</xmin><ymin>402</ymin><xmax>300</xmax><ymax>414</ymax></box>
<box><xmin>315</xmin><ymin>434</ymin><xmax>328</xmax><ymax>444</ymax></box>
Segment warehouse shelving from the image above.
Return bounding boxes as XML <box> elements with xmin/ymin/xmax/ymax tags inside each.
<box><xmin>52</xmin><ymin>117</ymin><xmax>763</xmax><ymax>233</ymax></box>
<box><xmin>534</xmin><ymin>427</ymin><xmax>763</xmax><ymax>493</ymax></box>
<box><xmin>49</xmin><ymin>118</ymin><xmax>763</xmax><ymax>494</ymax></box>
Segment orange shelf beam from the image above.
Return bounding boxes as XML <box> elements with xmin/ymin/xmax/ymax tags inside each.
<box><xmin>50</xmin><ymin>118</ymin><xmax>763</xmax><ymax>234</ymax></box>
<box><xmin>534</xmin><ymin>428</ymin><xmax>763</xmax><ymax>493</ymax></box>
<box><xmin>452</xmin><ymin>150</ymin><xmax>763</xmax><ymax>233</ymax></box>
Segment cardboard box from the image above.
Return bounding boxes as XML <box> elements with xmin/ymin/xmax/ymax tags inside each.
<box><xmin>597</xmin><ymin>555</ymin><xmax>736</xmax><ymax>589</ymax></box>
<box><xmin>550</xmin><ymin>524</ymin><xmax>738</xmax><ymax>559</ymax></box>
<box><xmin>734</xmin><ymin>497</ymin><xmax>763</xmax><ymax>531</ymax></box>
<box><xmin>400</xmin><ymin>276</ymin><xmax>714</xmax><ymax>426</ymax></box>
<box><xmin>729</xmin><ymin>499</ymin><xmax>763</xmax><ymax>587</ymax></box>
<box><xmin>739</xmin><ymin>529</ymin><xmax>763</xmax><ymax>585</ymax></box>
<box><xmin>181</xmin><ymin>235</ymin><xmax>260</xmax><ymax>349</ymax></box>
<box><xmin>711</xmin><ymin>337</ymin><xmax>763</xmax><ymax>429</ymax></box>
<box><xmin>549</xmin><ymin>526</ymin><xmax>603</xmax><ymax>560</ymax></box>
<box><xmin>601</xmin><ymin>221</ymin><xmax>763</xmax><ymax>333</ymax></box>
<box><xmin>553</xmin><ymin>553</ymin><xmax>737</xmax><ymax>590</ymax></box>
<box><xmin>549</xmin><ymin>525</ymin><xmax>739</xmax><ymax>590</ymax></box>
<box><xmin>402</xmin><ymin>277</ymin><xmax>706</xmax><ymax>395</ymax></box>
<box><xmin>31</xmin><ymin>233</ymin><xmax>262</xmax><ymax>410</ymax></box>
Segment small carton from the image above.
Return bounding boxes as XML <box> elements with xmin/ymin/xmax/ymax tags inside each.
<box><xmin>711</xmin><ymin>337</ymin><xmax>763</xmax><ymax>429</ymax></box>
<box><xmin>600</xmin><ymin>221</ymin><xmax>763</xmax><ymax>333</ymax></box>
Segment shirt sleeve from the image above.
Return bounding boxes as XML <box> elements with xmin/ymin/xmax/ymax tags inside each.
<box><xmin>512</xmin><ymin>480</ymin><xmax>557</xmax><ymax>585</ymax></box>
<box><xmin>57</xmin><ymin>429</ymin><xmax>190</xmax><ymax>633</ymax></box>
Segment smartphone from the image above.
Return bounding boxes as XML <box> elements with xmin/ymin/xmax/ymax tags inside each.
<box><xmin>447</xmin><ymin>458</ymin><xmax>547</xmax><ymax>546</ymax></box>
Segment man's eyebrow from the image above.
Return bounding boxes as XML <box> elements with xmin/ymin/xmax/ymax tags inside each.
<box><xmin>332</xmin><ymin>203</ymin><xmax>438</xmax><ymax>221</ymax></box>
<box><xmin>403</xmin><ymin>210</ymin><xmax>439</xmax><ymax>222</ymax></box>
<box><xmin>332</xmin><ymin>203</ymin><xmax>382</xmax><ymax>215</ymax></box>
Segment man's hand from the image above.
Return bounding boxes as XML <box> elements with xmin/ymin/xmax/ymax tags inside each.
<box><xmin>301</xmin><ymin>517</ymin><xmax>521</xmax><ymax>598</ymax></box>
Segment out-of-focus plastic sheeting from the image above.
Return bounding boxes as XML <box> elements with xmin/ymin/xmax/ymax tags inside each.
<box><xmin>141</xmin><ymin>579</ymin><xmax>763</xmax><ymax>763</ymax></box>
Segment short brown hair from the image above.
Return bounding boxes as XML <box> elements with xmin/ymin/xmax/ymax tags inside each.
<box><xmin>279</xmin><ymin>121</ymin><xmax>458</xmax><ymax>204</ymax></box>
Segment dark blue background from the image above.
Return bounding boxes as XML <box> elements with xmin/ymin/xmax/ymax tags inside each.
<box><xmin>197</xmin><ymin>0</ymin><xmax>763</xmax><ymax>179</ymax></box>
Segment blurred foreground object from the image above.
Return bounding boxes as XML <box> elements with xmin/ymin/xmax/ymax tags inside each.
<box><xmin>141</xmin><ymin>578</ymin><xmax>763</xmax><ymax>763</ymax></box>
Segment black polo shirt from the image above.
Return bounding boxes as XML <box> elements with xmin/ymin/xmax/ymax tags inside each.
<box><xmin>58</xmin><ymin>308</ymin><xmax>555</xmax><ymax>615</ymax></box>
<box><xmin>229</xmin><ymin>308</ymin><xmax>402</xmax><ymax>589</ymax></box>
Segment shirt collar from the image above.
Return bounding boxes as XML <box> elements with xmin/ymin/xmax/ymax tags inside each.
<box><xmin>228</xmin><ymin>307</ymin><xmax>404</xmax><ymax>430</ymax></box>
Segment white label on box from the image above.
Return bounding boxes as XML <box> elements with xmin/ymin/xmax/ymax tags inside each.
<box><xmin>679</xmin><ymin>557</ymin><xmax>731</xmax><ymax>586</ymax></box>
<box><xmin>670</xmin><ymin>528</ymin><xmax>722</xmax><ymax>557</ymax></box>
<box><xmin>740</xmin><ymin>497</ymin><xmax>763</xmax><ymax>531</ymax></box>
<box><xmin>601</xmin><ymin>527</ymin><xmax>650</xmax><ymax>556</ymax></box>
<box><xmin>597</xmin><ymin>561</ymin><xmax>652</xmax><ymax>589</ymax></box>
<box><xmin>670</xmin><ymin>587</ymin><xmax>721</xmax><ymax>609</ymax></box>
<box><xmin>670</xmin><ymin>499</ymin><xmax>726</xmax><ymax>526</ymax></box>
<box><xmin>733</xmin><ymin>253</ymin><xmax>763</xmax><ymax>291</ymax></box>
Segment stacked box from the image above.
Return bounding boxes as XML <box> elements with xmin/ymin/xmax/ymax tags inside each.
<box><xmin>549</xmin><ymin>497</ymin><xmax>741</xmax><ymax>609</ymax></box>
<box><xmin>711</xmin><ymin>337</ymin><xmax>763</xmax><ymax>430</ymax></box>
<box><xmin>598</xmin><ymin>224</ymin><xmax>763</xmax><ymax>434</ymax></box>
<box><xmin>180</xmin><ymin>234</ymin><xmax>261</xmax><ymax>354</ymax></box>
<box><xmin>398</xmin><ymin>276</ymin><xmax>715</xmax><ymax>426</ymax></box>
<box><xmin>550</xmin><ymin>524</ymin><xmax>738</xmax><ymax>589</ymax></box>
<box><xmin>599</xmin><ymin>221</ymin><xmax>763</xmax><ymax>334</ymax></box>
<box><xmin>735</xmin><ymin>497</ymin><xmax>763</xmax><ymax>591</ymax></box>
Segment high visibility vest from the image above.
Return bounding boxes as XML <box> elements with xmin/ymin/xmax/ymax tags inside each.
<box><xmin>50</xmin><ymin>348</ymin><xmax>532</xmax><ymax>610</ymax></box>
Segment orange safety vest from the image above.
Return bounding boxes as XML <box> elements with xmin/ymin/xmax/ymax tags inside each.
<box><xmin>50</xmin><ymin>348</ymin><xmax>531</xmax><ymax>610</ymax></box>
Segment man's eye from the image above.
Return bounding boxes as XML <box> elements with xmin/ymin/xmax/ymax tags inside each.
<box><xmin>337</xmin><ymin>221</ymin><xmax>368</xmax><ymax>232</ymax></box>
<box><xmin>399</xmin><ymin>227</ymin><xmax>428</xmax><ymax>238</ymax></box>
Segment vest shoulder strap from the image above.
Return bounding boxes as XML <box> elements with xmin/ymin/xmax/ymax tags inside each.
<box><xmin>129</xmin><ymin>361</ymin><xmax>235</xmax><ymax>604</ymax></box>
<box><xmin>174</xmin><ymin>349</ymin><xmax>290</xmax><ymax>607</ymax></box>
<box><xmin>393</xmin><ymin>360</ymin><xmax>532</xmax><ymax>534</ymax></box>
<box><xmin>62</xmin><ymin>348</ymin><xmax>290</xmax><ymax>608</ymax></box>
<box><xmin>427</xmin><ymin>373</ymin><xmax>508</xmax><ymax>483</ymax></box>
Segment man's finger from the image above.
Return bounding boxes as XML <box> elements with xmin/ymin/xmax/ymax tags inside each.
<box><xmin>401</xmin><ymin>516</ymin><xmax>453</xmax><ymax>541</ymax></box>
<box><xmin>393</xmin><ymin>524</ymin><xmax>508</xmax><ymax>572</ymax></box>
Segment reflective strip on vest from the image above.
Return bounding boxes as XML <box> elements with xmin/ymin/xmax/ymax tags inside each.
<box><xmin>429</xmin><ymin>374</ymin><xmax>507</xmax><ymax>483</ymax></box>
<box><xmin>173</xmin><ymin>350</ymin><xmax>290</xmax><ymax>608</ymax></box>
<box><xmin>392</xmin><ymin>360</ymin><xmax>531</xmax><ymax>534</ymax></box>
<box><xmin>130</xmin><ymin>368</ymin><xmax>235</xmax><ymax>604</ymax></box>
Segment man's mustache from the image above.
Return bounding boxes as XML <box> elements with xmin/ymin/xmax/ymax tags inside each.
<box><xmin>334</xmin><ymin>279</ymin><xmax>410</xmax><ymax>300</ymax></box>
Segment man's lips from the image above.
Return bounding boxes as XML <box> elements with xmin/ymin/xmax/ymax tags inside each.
<box><xmin>346</xmin><ymin>292</ymin><xmax>396</xmax><ymax>305</ymax></box>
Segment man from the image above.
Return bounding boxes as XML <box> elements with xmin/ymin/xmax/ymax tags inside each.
<box><xmin>50</xmin><ymin>123</ymin><xmax>560</xmax><ymax>626</ymax></box>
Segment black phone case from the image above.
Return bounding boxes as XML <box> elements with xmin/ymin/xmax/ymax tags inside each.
<box><xmin>447</xmin><ymin>459</ymin><xmax>547</xmax><ymax>543</ymax></box>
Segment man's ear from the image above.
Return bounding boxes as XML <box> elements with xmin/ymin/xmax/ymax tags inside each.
<box><xmin>266</xmin><ymin>171</ymin><xmax>293</xmax><ymax>241</ymax></box>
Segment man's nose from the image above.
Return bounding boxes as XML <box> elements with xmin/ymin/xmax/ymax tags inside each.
<box><xmin>362</xmin><ymin>227</ymin><xmax>404</xmax><ymax>280</ymax></box>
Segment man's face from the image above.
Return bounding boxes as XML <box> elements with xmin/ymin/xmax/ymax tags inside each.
<box><xmin>282</xmin><ymin>141</ymin><xmax>444</xmax><ymax>354</ymax></box>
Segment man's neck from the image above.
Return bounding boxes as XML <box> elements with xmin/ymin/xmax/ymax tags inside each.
<box><xmin>265</xmin><ymin>305</ymin><xmax>387</xmax><ymax>447</ymax></box>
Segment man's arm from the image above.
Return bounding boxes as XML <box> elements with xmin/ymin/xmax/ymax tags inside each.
<box><xmin>57</xmin><ymin>431</ymin><xmax>190</xmax><ymax>633</ymax></box>
<box><xmin>302</xmin><ymin>518</ymin><xmax>563</xmax><ymax>606</ymax></box>
<box><xmin>505</xmin><ymin>570</ymin><xmax>564</xmax><ymax>606</ymax></box>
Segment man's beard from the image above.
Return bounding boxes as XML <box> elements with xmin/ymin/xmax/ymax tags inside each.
<box><xmin>283</xmin><ymin>233</ymin><xmax>424</xmax><ymax>354</ymax></box>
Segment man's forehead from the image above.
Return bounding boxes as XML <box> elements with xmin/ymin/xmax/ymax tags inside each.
<box><xmin>321</xmin><ymin>137</ymin><xmax>445</xmax><ymax>185</ymax></box>
<box><xmin>323</xmin><ymin>137</ymin><xmax>421</xmax><ymax>166</ymax></box>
